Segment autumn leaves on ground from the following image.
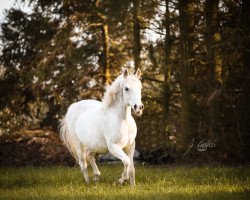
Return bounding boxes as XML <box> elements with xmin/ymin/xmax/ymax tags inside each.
<box><xmin>0</xmin><ymin>130</ymin><xmax>75</xmax><ymax>167</ymax></box>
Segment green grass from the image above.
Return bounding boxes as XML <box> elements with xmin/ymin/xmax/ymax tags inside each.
<box><xmin>0</xmin><ymin>164</ymin><xmax>249</xmax><ymax>200</ymax></box>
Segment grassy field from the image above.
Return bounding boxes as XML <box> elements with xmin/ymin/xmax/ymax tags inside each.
<box><xmin>0</xmin><ymin>164</ymin><xmax>249</xmax><ymax>200</ymax></box>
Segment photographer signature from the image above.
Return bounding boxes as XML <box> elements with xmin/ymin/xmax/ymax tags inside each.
<box><xmin>183</xmin><ymin>138</ymin><xmax>216</xmax><ymax>156</ymax></box>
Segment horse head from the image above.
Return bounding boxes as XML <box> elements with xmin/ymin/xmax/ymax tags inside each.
<box><xmin>120</xmin><ymin>68</ymin><xmax>144</xmax><ymax>116</ymax></box>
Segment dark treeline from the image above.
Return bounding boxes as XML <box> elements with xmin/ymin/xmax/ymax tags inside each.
<box><xmin>0</xmin><ymin>0</ymin><xmax>249</xmax><ymax>163</ymax></box>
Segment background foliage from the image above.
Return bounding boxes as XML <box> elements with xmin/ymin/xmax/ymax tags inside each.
<box><xmin>0</xmin><ymin>0</ymin><xmax>249</xmax><ymax>163</ymax></box>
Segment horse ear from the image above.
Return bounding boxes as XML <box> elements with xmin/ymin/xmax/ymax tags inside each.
<box><xmin>123</xmin><ymin>68</ymin><xmax>128</xmax><ymax>78</ymax></box>
<box><xmin>135</xmin><ymin>69</ymin><xmax>141</xmax><ymax>78</ymax></box>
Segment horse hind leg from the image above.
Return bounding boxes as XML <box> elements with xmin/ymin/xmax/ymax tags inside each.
<box><xmin>76</xmin><ymin>143</ymin><xmax>89</xmax><ymax>185</ymax></box>
<box><xmin>87</xmin><ymin>152</ymin><xmax>101</xmax><ymax>182</ymax></box>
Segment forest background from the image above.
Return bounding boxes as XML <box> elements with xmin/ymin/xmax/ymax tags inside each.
<box><xmin>0</xmin><ymin>0</ymin><xmax>249</xmax><ymax>165</ymax></box>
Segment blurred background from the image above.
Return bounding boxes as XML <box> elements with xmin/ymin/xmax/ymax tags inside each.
<box><xmin>0</xmin><ymin>0</ymin><xmax>249</xmax><ymax>166</ymax></box>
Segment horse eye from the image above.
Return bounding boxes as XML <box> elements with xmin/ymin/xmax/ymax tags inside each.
<box><xmin>125</xmin><ymin>87</ymin><xmax>129</xmax><ymax>91</ymax></box>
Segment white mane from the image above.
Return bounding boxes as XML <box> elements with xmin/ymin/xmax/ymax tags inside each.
<box><xmin>102</xmin><ymin>74</ymin><xmax>123</xmax><ymax>108</ymax></box>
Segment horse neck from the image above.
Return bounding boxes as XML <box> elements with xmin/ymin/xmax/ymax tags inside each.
<box><xmin>109</xmin><ymin>92</ymin><xmax>131</xmax><ymax>120</ymax></box>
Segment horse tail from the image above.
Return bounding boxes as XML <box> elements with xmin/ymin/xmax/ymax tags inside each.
<box><xmin>59</xmin><ymin>116</ymin><xmax>79</xmax><ymax>163</ymax></box>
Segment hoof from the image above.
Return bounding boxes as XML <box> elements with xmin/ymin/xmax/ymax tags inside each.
<box><xmin>118</xmin><ymin>178</ymin><xmax>127</xmax><ymax>185</ymax></box>
<box><xmin>129</xmin><ymin>176</ymin><xmax>135</xmax><ymax>187</ymax></box>
<box><xmin>93</xmin><ymin>174</ymin><xmax>100</xmax><ymax>182</ymax></box>
<box><xmin>130</xmin><ymin>180</ymin><xmax>135</xmax><ymax>187</ymax></box>
<box><xmin>85</xmin><ymin>180</ymin><xmax>90</xmax><ymax>186</ymax></box>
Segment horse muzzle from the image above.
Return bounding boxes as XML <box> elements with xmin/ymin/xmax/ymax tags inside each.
<box><xmin>133</xmin><ymin>103</ymin><xmax>144</xmax><ymax>116</ymax></box>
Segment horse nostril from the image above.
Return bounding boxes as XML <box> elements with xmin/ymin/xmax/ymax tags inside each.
<box><xmin>134</xmin><ymin>104</ymin><xmax>137</xmax><ymax>110</ymax></box>
<box><xmin>140</xmin><ymin>104</ymin><xmax>144</xmax><ymax>110</ymax></box>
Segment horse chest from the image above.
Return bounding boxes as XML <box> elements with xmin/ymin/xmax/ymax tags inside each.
<box><xmin>112</xmin><ymin>121</ymin><xmax>136</xmax><ymax>148</ymax></box>
<box><xmin>102</xmin><ymin>111</ymin><xmax>137</xmax><ymax>149</ymax></box>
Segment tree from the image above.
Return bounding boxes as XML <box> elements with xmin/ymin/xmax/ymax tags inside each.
<box><xmin>133</xmin><ymin>0</ymin><xmax>141</xmax><ymax>70</ymax></box>
<box><xmin>205</xmin><ymin>0</ymin><xmax>222</xmax><ymax>136</ymax></box>
<box><xmin>240</xmin><ymin>0</ymin><xmax>250</xmax><ymax>160</ymax></box>
<box><xmin>0</xmin><ymin>0</ymin><xmax>131</xmax><ymax>132</ymax></box>
<box><xmin>94</xmin><ymin>0</ymin><xmax>111</xmax><ymax>86</ymax></box>
<box><xmin>178</xmin><ymin>0</ymin><xmax>197</xmax><ymax>145</ymax></box>
<box><xmin>162</xmin><ymin>0</ymin><xmax>172</xmax><ymax>148</ymax></box>
<box><xmin>0</xmin><ymin>0</ymin><xmax>249</xmax><ymax>164</ymax></box>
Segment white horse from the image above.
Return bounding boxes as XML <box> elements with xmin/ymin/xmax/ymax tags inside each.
<box><xmin>59</xmin><ymin>68</ymin><xmax>144</xmax><ymax>186</ymax></box>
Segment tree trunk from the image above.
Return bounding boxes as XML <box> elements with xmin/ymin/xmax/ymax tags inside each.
<box><xmin>163</xmin><ymin>0</ymin><xmax>172</xmax><ymax>146</ymax></box>
<box><xmin>95</xmin><ymin>0</ymin><xmax>111</xmax><ymax>86</ymax></box>
<box><xmin>178</xmin><ymin>0</ymin><xmax>196</xmax><ymax>145</ymax></box>
<box><xmin>148</xmin><ymin>43</ymin><xmax>158</xmax><ymax>69</ymax></box>
<box><xmin>101</xmin><ymin>24</ymin><xmax>111</xmax><ymax>86</ymax></box>
<box><xmin>205</xmin><ymin>0</ymin><xmax>222</xmax><ymax>85</ymax></box>
<box><xmin>205</xmin><ymin>0</ymin><xmax>222</xmax><ymax>136</ymax></box>
<box><xmin>240</xmin><ymin>0</ymin><xmax>250</xmax><ymax>160</ymax></box>
<box><xmin>133</xmin><ymin>0</ymin><xmax>141</xmax><ymax>70</ymax></box>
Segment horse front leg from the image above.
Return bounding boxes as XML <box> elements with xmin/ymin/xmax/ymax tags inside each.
<box><xmin>125</xmin><ymin>141</ymin><xmax>136</xmax><ymax>186</ymax></box>
<box><xmin>119</xmin><ymin>141</ymin><xmax>136</xmax><ymax>186</ymax></box>
<box><xmin>107</xmin><ymin>143</ymin><xmax>131</xmax><ymax>185</ymax></box>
